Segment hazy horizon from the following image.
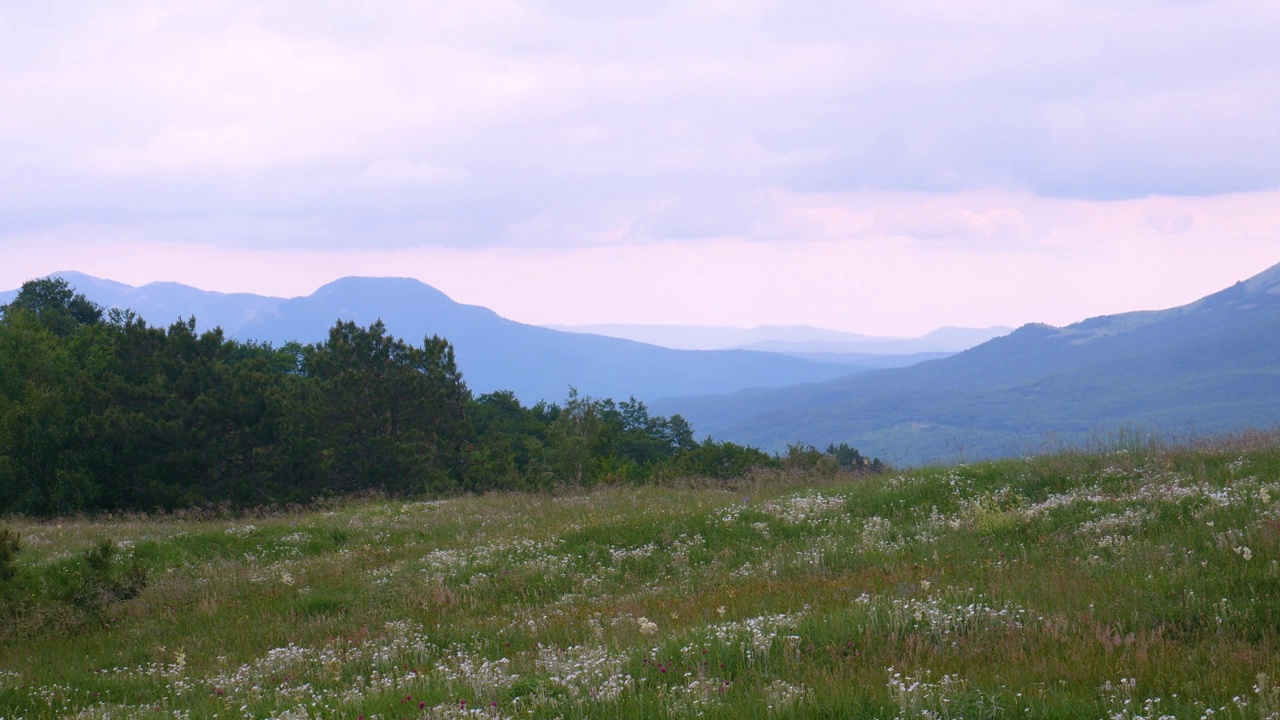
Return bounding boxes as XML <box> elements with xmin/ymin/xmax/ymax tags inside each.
<box><xmin>5</xmin><ymin>265</ymin><xmax>1266</xmax><ymax>343</ymax></box>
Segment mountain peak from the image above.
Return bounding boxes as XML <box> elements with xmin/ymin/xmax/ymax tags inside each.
<box><xmin>312</xmin><ymin>274</ymin><xmax>453</xmax><ymax>297</ymax></box>
<box><xmin>48</xmin><ymin>271</ymin><xmax>136</xmax><ymax>294</ymax></box>
<box><xmin>311</xmin><ymin>276</ymin><xmax>455</xmax><ymax>302</ymax></box>
<box><xmin>304</xmin><ymin>277</ymin><xmax>462</xmax><ymax>314</ymax></box>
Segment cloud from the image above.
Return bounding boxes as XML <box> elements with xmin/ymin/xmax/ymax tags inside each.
<box><xmin>1</xmin><ymin>0</ymin><xmax>1278</xmax><ymax>340</ymax></box>
<box><xmin>758</xmin><ymin>187</ymin><xmax>1280</xmax><ymax>254</ymax></box>
<box><xmin>5</xmin><ymin>188</ymin><xmax>1278</xmax><ymax>336</ymax></box>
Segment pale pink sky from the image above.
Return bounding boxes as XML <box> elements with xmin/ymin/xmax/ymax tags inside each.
<box><xmin>3</xmin><ymin>2</ymin><xmax>1279</xmax><ymax>336</ymax></box>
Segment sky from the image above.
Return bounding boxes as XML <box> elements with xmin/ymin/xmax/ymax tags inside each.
<box><xmin>3</xmin><ymin>1</ymin><xmax>1279</xmax><ymax>337</ymax></box>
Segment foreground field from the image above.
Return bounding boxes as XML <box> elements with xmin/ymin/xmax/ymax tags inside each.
<box><xmin>3</xmin><ymin>435</ymin><xmax>1280</xmax><ymax>719</ymax></box>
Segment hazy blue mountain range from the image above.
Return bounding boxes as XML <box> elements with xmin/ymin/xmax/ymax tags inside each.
<box><xmin>654</xmin><ymin>261</ymin><xmax>1280</xmax><ymax>465</ymax></box>
<box><xmin>777</xmin><ymin>351</ymin><xmax>953</xmax><ymax>368</ymax></box>
<box><xmin>548</xmin><ymin>322</ymin><xmax>1011</xmax><ymax>353</ymax></box>
<box><xmin>0</xmin><ymin>271</ymin><xmax>285</xmax><ymax>336</ymax></box>
<box><xmin>229</xmin><ymin>277</ymin><xmax>872</xmax><ymax>401</ymax></box>
<box><xmin>3</xmin><ymin>274</ymin><xmax>889</xmax><ymax>403</ymax></box>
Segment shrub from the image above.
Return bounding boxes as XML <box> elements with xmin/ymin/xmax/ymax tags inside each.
<box><xmin>0</xmin><ymin>527</ymin><xmax>23</xmax><ymax>626</ymax></box>
<box><xmin>659</xmin><ymin>440</ymin><xmax>775</xmax><ymax>480</ymax></box>
<box><xmin>0</xmin><ymin>528</ymin><xmax>17</xmax><ymax>585</ymax></box>
<box><xmin>67</xmin><ymin>538</ymin><xmax>147</xmax><ymax>623</ymax></box>
<box><xmin>782</xmin><ymin>442</ymin><xmax>837</xmax><ymax>473</ymax></box>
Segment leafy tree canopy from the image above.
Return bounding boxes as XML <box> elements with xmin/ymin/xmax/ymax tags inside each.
<box><xmin>1</xmin><ymin>277</ymin><xmax>103</xmax><ymax>335</ymax></box>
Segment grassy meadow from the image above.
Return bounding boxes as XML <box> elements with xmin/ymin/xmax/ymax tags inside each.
<box><xmin>3</xmin><ymin>433</ymin><xmax>1280</xmax><ymax>719</ymax></box>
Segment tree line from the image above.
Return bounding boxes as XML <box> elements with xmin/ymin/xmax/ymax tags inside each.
<box><xmin>0</xmin><ymin>278</ymin><xmax>881</xmax><ymax>516</ymax></box>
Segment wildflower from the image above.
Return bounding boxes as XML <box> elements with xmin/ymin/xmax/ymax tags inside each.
<box><xmin>638</xmin><ymin>617</ymin><xmax>659</xmax><ymax>635</ymax></box>
<box><xmin>1235</xmin><ymin>546</ymin><xmax>1253</xmax><ymax>561</ymax></box>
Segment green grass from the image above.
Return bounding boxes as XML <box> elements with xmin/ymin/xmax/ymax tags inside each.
<box><xmin>3</xmin><ymin>433</ymin><xmax>1280</xmax><ymax>719</ymax></box>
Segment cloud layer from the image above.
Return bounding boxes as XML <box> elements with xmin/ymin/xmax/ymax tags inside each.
<box><xmin>2</xmin><ymin>1</ymin><xmax>1278</xmax><ymax>331</ymax></box>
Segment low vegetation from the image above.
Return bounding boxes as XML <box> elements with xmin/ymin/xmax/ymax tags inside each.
<box><xmin>3</xmin><ymin>432</ymin><xmax>1279</xmax><ymax>718</ymax></box>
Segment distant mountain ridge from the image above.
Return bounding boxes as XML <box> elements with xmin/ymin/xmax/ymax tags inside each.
<box><xmin>0</xmin><ymin>271</ymin><xmax>285</xmax><ymax>336</ymax></box>
<box><xmin>2</xmin><ymin>277</ymin><xmax>998</xmax><ymax>358</ymax></box>
<box><xmin>2</xmin><ymin>273</ymin><xmax>875</xmax><ymax>403</ymax></box>
<box><xmin>654</xmin><ymin>260</ymin><xmax>1280</xmax><ymax>465</ymax></box>
<box><xmin>548</xmin><ymin>322</ymin><xmax>1011</xmax><ymax>354</ymax></box>
<box><xmin>229</xmin><ymin>277</ymin><xmax>865</xmax><ymax>401</ymax></box>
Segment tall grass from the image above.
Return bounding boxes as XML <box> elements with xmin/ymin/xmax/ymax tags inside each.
<box><xmin>3</xmin><ymin>432</ymin><xmax>1280</xmax><ymax>718</ymax></box>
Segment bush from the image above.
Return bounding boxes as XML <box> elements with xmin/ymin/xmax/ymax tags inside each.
<box><xmin>0</xmin><ymin>527</ymin><xmax>23</xmax><ymax>626</ymax></box>
<box><xmin>67</xmin><ymin>539</ymin><xmax>147</xmax><ymax>623</ymax></box>
<box><xmin>0</xmin><ymin>528</ymin><xmax>17</xmax><ymax>585</ymax></box>
<box><xmin>659</xmin><ymin>440</ymin><xmax>775</xmax><ymax>480</ymax></box>
<box><xmin>782</xmin><ymin>442</ymin><xmax>837</xmax><ymax>473</ymax></box>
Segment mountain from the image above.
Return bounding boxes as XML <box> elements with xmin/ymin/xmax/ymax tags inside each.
<box><xmin>2</xmin><ymin>273</ymin><xmax>867</xmax><ymax>403</ymax></box>
<box><xmin>654</xmin><ymin>261</ymin><xmax>1280</xmax><ymax>465</ymax></box>
<box><xmin>0</xmin><ymin>271</ymin><xmax>284</xmax><ymax>335</ymax></box>
<box><xmin>3</xmin><ymin>274</ymin><xmax>964</xmax><ymax>399</ymax></box>
<box><xmin>548</xmin><ymin>322</ymin><xmax>1011</xmax><ymax>354</ymax></box>
<box><xmin>230</xmin><ymin>277</ymin><xmax>869</xmax><ymax>402</ymax></box>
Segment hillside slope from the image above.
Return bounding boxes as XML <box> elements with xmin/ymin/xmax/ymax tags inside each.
<box><xmin>657</xmin><ymin>261</ymin><xmax>1280</xmax><ymax>464</ymax></box>
<box><xmin>5</xmin><ymin>438</ymin><xmax>1279</xmax><ymax>718</ymax></box>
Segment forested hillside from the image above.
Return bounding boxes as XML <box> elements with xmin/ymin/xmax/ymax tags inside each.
<box><xmin>0</xmin><ymin>279</ymin><xmax>878</xmax><ymax>516</ymax></box>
